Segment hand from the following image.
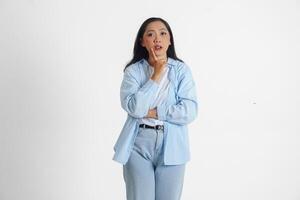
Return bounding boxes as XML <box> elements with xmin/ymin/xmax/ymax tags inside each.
<box><xmin>150</xmin><ymin>48</ymin><xmax>167</xmax><ymax>81</ymax></box>
<box><xmin>145</xmin><ymin>108</ymin><xmax>157</xmax><ymax>119</ymax></box>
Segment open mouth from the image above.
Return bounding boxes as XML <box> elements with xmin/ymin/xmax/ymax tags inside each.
<box><xmin>154</xmin><ymin>45</ymin><xmax>163</xmax><ymax>51</ymax></box>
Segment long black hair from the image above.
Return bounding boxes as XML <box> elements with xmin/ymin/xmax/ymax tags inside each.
<box><xmin>123</xmin><ymin>17</ymin><xmax>184</xmax><ymax>72</ymax></box>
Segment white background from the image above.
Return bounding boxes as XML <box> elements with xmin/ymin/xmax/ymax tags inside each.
<box><xmin>0</xmin><ymin>0</ymin><xmax>300</xmax><ymax>199</ymax></box>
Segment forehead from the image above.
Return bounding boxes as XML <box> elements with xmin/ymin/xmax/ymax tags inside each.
<box><xmin>145</xmin><ymin>21</ymin><xmax>168</xmax><ymax>31</ymax></box>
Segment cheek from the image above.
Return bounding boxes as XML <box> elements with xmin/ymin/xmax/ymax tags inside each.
<box><xmin>144</xmin><ymin>38</ymin><xmax>153</xmax><ymax>46</ymax></box>
<box><xmin>167</xmin><ymin>37</ymin><xmax>171</xmax><ymax>45</ymax></box>
<box><xmin>163</xmin><ymin>38</ymin><xmax>171</xmax><ymax>46</ymax></box>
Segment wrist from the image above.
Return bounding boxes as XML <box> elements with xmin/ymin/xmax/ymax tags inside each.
<box><xmin>151</xmin><ymin>74</ymin><xmax>161</xmax><ymax>83</ymax></box>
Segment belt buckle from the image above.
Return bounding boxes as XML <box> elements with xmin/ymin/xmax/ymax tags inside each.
<box><xmin>156</xmin><ymin>125</ymin><xmax>163</xmax><ymax>130</ymax></box>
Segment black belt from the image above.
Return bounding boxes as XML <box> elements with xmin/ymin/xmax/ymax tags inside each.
<box><xmin>139</xmin><ymin>124</ymin><xmax>164</xmax><ymax>130</ymax></box>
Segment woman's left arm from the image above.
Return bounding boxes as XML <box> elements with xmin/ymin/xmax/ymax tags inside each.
<box><xmin>156</xmin><ymin>64</ymin><xmax>198</xmax><ymax>125</ymax></box>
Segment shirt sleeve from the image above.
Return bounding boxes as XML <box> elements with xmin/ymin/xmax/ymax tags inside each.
<box><xmin>156</xmin><ymin>64</ymin><xmax>198</xmax><ymax>125</ymax></box>
<box><xmin>120</xmin><ymin>66</ymin><xmax>159</xmax><ymax>118</ymax></box>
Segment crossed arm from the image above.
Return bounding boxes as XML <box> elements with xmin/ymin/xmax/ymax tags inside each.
<box><xmin>120</xmin><ymin>64</ymin><xmax>198</xmax><ymax>125</ymax></box>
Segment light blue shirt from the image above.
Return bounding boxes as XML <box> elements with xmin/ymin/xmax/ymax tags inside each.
<box><xmin>112</xmin><ymin>57</ymin><xmax>199</xmax><ymax>165</ymax></box>
<box><xmin>140</xmin><ymin>66</ymin><xmax>170</xmax><ymax>126</ymax></box>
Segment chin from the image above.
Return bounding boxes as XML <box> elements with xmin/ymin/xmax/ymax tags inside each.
<box><xmin>157</xmin><ymin>52</ymin><xmax>167</xmax><ymax>57</ymax></box>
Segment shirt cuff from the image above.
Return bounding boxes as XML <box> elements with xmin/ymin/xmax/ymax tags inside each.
<box><xmin>148</xmin><ymin>78</ymin><xmax>159</xmax><ymax>86</ymax></box>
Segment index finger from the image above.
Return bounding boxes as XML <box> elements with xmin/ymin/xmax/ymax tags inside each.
<box><xmin>150</xmin><ymin>47</ymin><xmax>158</xmax><ymax>61</ymax></box>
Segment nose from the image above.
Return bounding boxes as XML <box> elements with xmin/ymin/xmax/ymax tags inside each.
<box><xmin>154</xmin><ymin>35</ymin><xmax>161</xmax><ymax>43</ymax></box>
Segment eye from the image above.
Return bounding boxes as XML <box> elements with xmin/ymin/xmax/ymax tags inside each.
<box><xmin>147</xmin><ymin>33</ymin><xmax>153</xmax><ymax>37</ymax></box>
<box><xmin>161</xmin><ymin>32</ymin><xmax>167</xmax><ymax>36</ymax></box>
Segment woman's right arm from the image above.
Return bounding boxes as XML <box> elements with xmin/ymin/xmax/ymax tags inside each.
<box><xmin>120</xmin><ymin>66</ymin><xmax>160</xmax><ymax>118</ymax></box>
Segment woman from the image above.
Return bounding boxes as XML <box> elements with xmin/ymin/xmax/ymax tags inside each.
<box><xmin>112</xmin><ymin>17</ymin><xmax>198</xmax><ymax>200</ymax></box>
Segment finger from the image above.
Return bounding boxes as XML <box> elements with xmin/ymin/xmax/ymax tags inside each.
<box><xmin>150</xmin><ymin>47</ymin><xmax>157</xmax><ymax>60</ymax></box>
<box><xmin>160</xmin><ymin>58</ymin><xmax>167</xmax><ymax>65</ymax></box>
<box><xmin>150</xmin><ymin>47</ymin><xmax>158</xmax><ymax>61</ymax></box>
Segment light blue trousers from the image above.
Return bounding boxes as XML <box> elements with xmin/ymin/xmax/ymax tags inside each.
<box><xmin>123</xmin><ymin>126</ymin><xmax>186</xmax><ymax>200</ymax></box>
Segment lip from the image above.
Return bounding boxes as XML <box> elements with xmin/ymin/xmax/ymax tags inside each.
<box><xmin>153</xmin><ymin>45</ymin><xmax>163</xmax><ymax>51</ymax></box>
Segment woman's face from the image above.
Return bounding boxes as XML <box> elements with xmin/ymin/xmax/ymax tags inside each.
<box><xmin>140</xmin><ymin>20</ymin><xmax>171</xmax><ymax>58</ymax></box>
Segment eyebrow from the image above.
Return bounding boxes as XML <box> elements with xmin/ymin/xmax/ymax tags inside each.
<box><xmin>146</xmin><ymin>28</ymin><xmax>168</xmax><ymax>32</ymax></box>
